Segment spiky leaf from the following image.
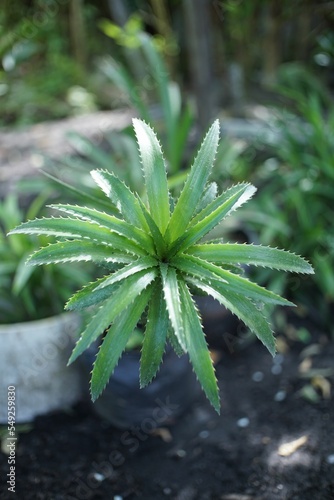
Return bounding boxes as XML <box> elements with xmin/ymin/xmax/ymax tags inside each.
<box><xmin>91</xmin><ymin>284</ymin><xmax>153</xmax><ymax>401</ymax></box>
<box><xmin>186</xmin><ymin>275</ymin><xmax>276</xmax><ymax>356</ymax></box>
<box><xmin>49</xmin><ymin>204</ymin><xmax>154</xmax><ymax>253</ymax></box>
<box><xmin>178</xmin><ymin>278</ymin><xmax>220</xmax><ymax>412</ymax></box>
<box><xmin>160</xmin><ymin>264</ymin><xmax>186</xmax><ymax>351</ymax></box>
<box><xmin>133</xmin><ymin>119</ymin><xmax>170</xmax><ymax>233</ymax></box>
<box><xmin>9</xmin><ymin>217</ymin><xmax>145</xmax><ymax>256</ymax></box>
<box><xmin>165</xmin><ymin>120</ymin><xmax>220</xmax><ymax>242</ymax></box>
<box><xmin>95</xmin><ymin>256</ymin><xmax>158</xmax><ymax>290</ymax></box>
<box><xmin>136</xmin><ymin>196</ymin><xmax>167</xmax><ymax>259</ymax></box>
<box><xmin>68</xmin><ymin>268</ymin><xmax>157</xmax><ymax>363</ymax></box>
<box><xmin>187</xmin><ymin>243</ymin><xmax>314</xmax><ymax>274</ymax></box>
<box><xmin>140</xmin><ymin>284</ymin><xmax>169</xmax><ymax>387</ymax></box>
<box><xmin>169</xmin><ymin>183</ymin><xmax>256</xmax><ymax>256</ymax></box>
<box><xmin>90</xmin><ymin>169</ymin><xmax>149</xmax><ymax>231</ymax></box>
<box><xmin>28</xmin><ymin>240</ymin><xmax>135</xmax><ymax>266</ymax></box>
<box><xmin>66</xmin><ymin>277</ymin><xmax>120</xmax><ymax>311</ymax></box>
<box><xmin>173</xmin><ymin>254</ymin><xmax>294</xmax><ymax>307</ymax></box>
<box><xmin>167</xmin><ymin>328</ymin><xmax>186</xmax><ymax>357</ymax></box>
<box><xmin>7</xmin><ymin>118</ymin><xmax>315</xmax><ymax>415</ymax></box>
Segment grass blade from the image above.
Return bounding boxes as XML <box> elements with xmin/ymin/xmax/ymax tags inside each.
<box><xmin>169</xmin><ymin>103</ymin><xmax>194</xmax><ymax>174</ymax></box>
<box><xmin>40</xmin><ymin>170</ymin><xmax>114</xmax><ymax>213</ymax></box>
<box><xmin>66</xmin><ymin>131</ymin><xmax>116</xmax><ymax>170</ymax></box>
<box><xmin>139</xmin><ymin>33</ymin><xmax>174</xmax><ymax>142</ymax></box>
<box><xmin>99</xmin><ymin>56</ymin><xmax>150</xmax><ymax>121</ymax></box>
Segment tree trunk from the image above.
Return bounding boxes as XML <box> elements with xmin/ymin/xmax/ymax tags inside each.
<box><xmin>149</xmin><ymin>0</ymin><xmax>175</xmax><ymax>76</ymax></box>
<box><xmin>182</xmin><ymin>0</ymin><xmax>215</xmax><ymax>133</ymax></box>
<box><xmin>69</xmin><ymin>0</ymin><xmax>87</xmax><ymax>69</ymax></box>
<box><xmin>107</xmin><ymin>0</ymin><xmax>145</xmax><ymax>81</ymax></box>
<box><xmin>261</xmin><ymin>1</ymin><xmax>282</xmax><ymax>88</ymax></box>
<box><xmin>296</xmin><ymin>1</ymin><xmax>312</xmax><ymax>62</ymax></box>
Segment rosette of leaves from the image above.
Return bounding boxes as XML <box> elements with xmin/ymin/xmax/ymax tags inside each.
<box><xmin>8</xmin><ymin>119</ymin><xmax>314</xmax><ymax>412</ymax></box>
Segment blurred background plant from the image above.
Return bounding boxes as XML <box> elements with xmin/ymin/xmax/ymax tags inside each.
<box><xmin>0</xmin><ymin>0</ymin><xmax>104</xmax><ymax>125</ymax></box>
<box><xmin>236</xmin><ymin>67</ymin><xmax>334</xmax><ymax>333</ymax></box>
<box><xmin>2</xmin><ymin>0</ymin><xmax>334</xmax><ymax>126</ymax></box>
<box><xmin>1</xmin><ymin>0</ymin><xmax>334</xmax><ymax>335</ymax></box>
<box><xmin>0</xmin><ymin>193</ymin><xmax>91</xmax><ymax>323</ymax></box>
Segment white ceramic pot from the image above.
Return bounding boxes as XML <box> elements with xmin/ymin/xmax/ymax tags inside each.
<box><xmin>0</xmin><ymin>312</ymin><xmax>84</xmax><ymax>423</ymax></box>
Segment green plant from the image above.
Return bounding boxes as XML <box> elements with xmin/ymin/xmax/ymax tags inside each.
<box><xmin>99</xmin><ymin>29</ymin><xmax>193</xmax><ymax>175</ymax></box>
<box><xmin>0</xmin><ymin>3</ymin><xmax>102</xmax><ymax>126</ymax></box>
<box><xmin>8</xmin><ymin>119</ymin><xmax>313</xmax><ymax>411</ymax></box>
<box><xmin>48</xmin><ymin>127</ymin><xmax>146</xmax><ymax>197</ymax></box>
<box><xmin>1</xmin><ymin>193</ymin><xmax>90</xmax><ymax>323</ymax></box>
<box><xmin>37</xmin><ymin>26</ymin><xmax>193</xmax><ymax>210</ymax></box>
<box><xmin>241</xmin><ymin>78</ymin><xmax>334</xmax><ymax>325</ymax></box>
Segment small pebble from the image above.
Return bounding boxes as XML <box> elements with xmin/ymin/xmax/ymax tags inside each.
<box><xmin>273</xmin><ymin>354</ymin><xmax>284</xmax><ymax>365</ymax></box>
<box><xmin>199</xmin><ymin>430</ymin><xmax>210</xmax><ymax>439</ymax></box>
<box><xmin>274</xmin><ymin>390</ymin><xmax>287</xmax><ymax>402</ymax></box>
<box><xmin>237</xmin><ymin>417</ymin><xmax>250</xmax><ymax>428</ymax></box>
<box><xmin>176</xmin><ymin>449</ymin><xmax>186</xmax><ymax>458</ymax></box>
<box><xmin>252</xmin><ymin>371</ymin><xmax>264</xmax><ymax>382</ymax></box>
<box><xmin>271</xmin><ymin>364</ymin><xmax>282</xmax><ymax>375</ymax></box>
<box><xmin>327</xmin><ymin>454</ymin><xmax>334</xmax><ymax>464</ymax></box>
<box><xmin>163</xmin><ymin>487</ymin><xmax>172</xmax><ymax>495</ymax></box>
<box><xmin>114</xmin><ymin>496</ymin><xmax>123</xmax><ymax>500</ymax></box>
<box><xmin>277</xmin><ymin>484</ymin><xmax>284</xmax><ymax>490</ymax></box>
<box><xmin>93</xmin><ymin>472</ymin><xmax>105</xmax><ymax>482</ymax></box>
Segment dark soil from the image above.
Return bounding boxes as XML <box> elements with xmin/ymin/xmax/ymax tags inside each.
<box><xmin>1</xmin><ymin>314</ymin><xmax>334</xmax><ymax>500</ymax></box>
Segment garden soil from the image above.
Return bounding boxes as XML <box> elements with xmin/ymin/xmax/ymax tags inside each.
<box><xmin>1</xmin><ymin>313</ymin><xmax>334</xmax><ymax>500</ymax></box>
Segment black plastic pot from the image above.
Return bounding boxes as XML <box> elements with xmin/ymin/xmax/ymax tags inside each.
<box><xmin>80</xmin><ymin>342</ymin><xmax>200</xmax><ymax>429</ymax></box>
<box><xmin>196</xmin><ymin>295</ymin><xmax>240</xmax><ymax>350</ymax></box>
